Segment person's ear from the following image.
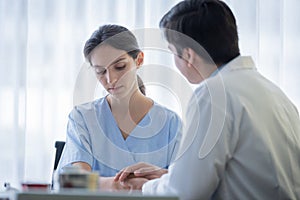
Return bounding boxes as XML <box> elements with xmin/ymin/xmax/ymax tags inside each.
<box><xmin>136</xmin><ymin>52</ymin><xmax>144</xmax><ymax>68</ymax></box>
<box><xmin>181</xmin><ymin>48</ymin><xmax>196</xmax><ymax>68</ymax></box>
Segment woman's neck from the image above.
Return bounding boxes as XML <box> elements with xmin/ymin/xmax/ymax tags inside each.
<box><xmin>107</xmin><ymin>89</ymin><xmax>140</xmax><ymax>113</ymax></box>
<box><xmin>106</xmin><ymin>89</ymin><xmax>153</xmax><ymax>140</ymax></box>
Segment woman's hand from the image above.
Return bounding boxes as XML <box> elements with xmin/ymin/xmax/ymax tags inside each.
<box><xmin>114</xmin><ymin>162</ymin><xmax>168</xmax><ymax>182</ymax></box>
<box><xmin>100</xmin><ymin>177</ymin><xmax>131</xmax><ymax>191</ymax></box>
<box><xmin>123</xmin><ymin>177</ymin><xmax>149</xmax><ymax>190</ymax></box>
<box><xmin>100</xmin><ymin>176</ymin><xmax>148</xmax><ymax>191</ymax></box>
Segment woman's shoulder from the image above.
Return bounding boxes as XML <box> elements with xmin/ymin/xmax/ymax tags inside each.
<box><xmin>72</xmin><ymin>97</ymin><xmax>106</xmax><ymax>113</ymax></box>
<box><xmin>150</xmin><ymin>101</ymin><xmax>182</xmax><ymax>136</ymax></box>
<box><xmin>151</xmin><ymin>101</ymin><xmax>181</xmax><ymax>120</ymax></box>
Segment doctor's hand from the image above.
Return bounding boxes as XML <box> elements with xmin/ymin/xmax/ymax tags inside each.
<box><xmin>114</xmin><ymin>162</ymin><xmax>168</xmax><ymax>182</ymax></box>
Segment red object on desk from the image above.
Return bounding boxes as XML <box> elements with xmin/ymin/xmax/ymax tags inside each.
<box><xmin>21</xmin><ymin>182</ymin><xmax>51</xmax><ymax>191</ymax></box>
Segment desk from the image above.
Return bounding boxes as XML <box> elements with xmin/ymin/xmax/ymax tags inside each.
<box><xmin>15</xmin><ymin>190</ymin><xmax>179</xmax><ymax>200</ymax></box>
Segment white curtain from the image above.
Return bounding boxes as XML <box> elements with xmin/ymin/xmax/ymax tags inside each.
<box><xmin>0</xmin><ymin>0</ymin><xmax>299</xmax><ymax>189</ymax></box>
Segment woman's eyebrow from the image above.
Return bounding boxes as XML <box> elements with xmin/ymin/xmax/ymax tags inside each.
<box><xmin>92</xmin><ymin>57</ymin><xmax>127</xmax><ymax>69</ymax></box>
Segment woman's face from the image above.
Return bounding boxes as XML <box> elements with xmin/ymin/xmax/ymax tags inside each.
<box><xmin>90</xmin><ymin>44</ymin><xmax>141</xmax><ymax>98</ymax></box>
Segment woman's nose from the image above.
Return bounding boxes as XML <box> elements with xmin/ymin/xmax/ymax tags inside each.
<box><xmin>106</xmin><ymin>69</ymin><xmax>117</xmax><ymax>84</ymax></box>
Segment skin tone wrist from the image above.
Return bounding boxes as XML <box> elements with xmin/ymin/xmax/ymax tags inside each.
<box><xmin>100</xmin><ymin>177</ymin><xmax>130</xmax><ymax>191</ymax></box>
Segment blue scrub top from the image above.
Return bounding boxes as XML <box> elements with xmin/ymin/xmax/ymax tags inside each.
<box><xmin>58</xmin><ymin>97</ymin><xmax>182</xmax><ymax>177</ymax></box>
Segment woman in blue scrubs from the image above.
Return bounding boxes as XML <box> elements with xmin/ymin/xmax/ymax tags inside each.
<box><xmin>58</xmin><ymin>24</ymin><xmax>182</xmax><ymax>190</ymax></box>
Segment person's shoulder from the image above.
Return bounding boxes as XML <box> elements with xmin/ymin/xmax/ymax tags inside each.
<box><xmin>151</xmin><ymin>102</ymin><xmax>182</xmax><ymax>135</ymax></box>
<box><xmin>73</xmin><ymin>97</ymin><xmax>106</xmax><ymax>113</ymax></box>
<box><xmin>152</xmin><ymin>101</ymin><xmax>181</xmax><ymax>119</ymax></box>
<box><xmin>193</xmin><ymin>79</ymin><xmax>214</xmax><ymax>98</ymax></box>
<box><xmin>152</xmin><ymin>101</ymin><xmax>173</xmax><ymax>113</ymax></box>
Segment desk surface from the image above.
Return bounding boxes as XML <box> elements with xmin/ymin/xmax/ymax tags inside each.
<box><xmin>16</xmin><ymin>190</ymin><xmax>179</xmax><ymax>200</ymax></box>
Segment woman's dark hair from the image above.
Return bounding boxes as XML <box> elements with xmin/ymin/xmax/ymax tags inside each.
<box><xmin>137</xmin><ymin>75</ymin><xmax>146</xmax><ymax>95</ymax></box>
<box><xmin>84</xmin><ymin>24</ymin><xmax>141</xmax><ymax>64</ymax></box>
<box><xmin>160</xmin><ymin>0</ymin><xmax>240</xmax><ymax>65</ymax></box>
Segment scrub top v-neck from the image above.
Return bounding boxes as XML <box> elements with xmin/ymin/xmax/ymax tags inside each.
<box><xmin>58</xmin><ymin>97</ymin><xmax>182</xmax><ymax>177</ymax></box>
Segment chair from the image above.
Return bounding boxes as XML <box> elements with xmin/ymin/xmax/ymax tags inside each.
<box><xmin>52</xmin><ymin>141</ymin><xmax>65</xmax><ymax>189</ymax></box>
<box><xmin>53</xmin><ymin>141</ymin><xmax>65</xmax><ymax>170</ymax></box>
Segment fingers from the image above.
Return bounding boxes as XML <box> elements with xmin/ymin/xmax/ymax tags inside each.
<box><xmin>114</xmin><ymin>167</ymin><xmax>133</xmax><ymax>181</ymax></box>
<box><xmin>118</xmin><ymin>171</ymin><xmax>134</xmax><ymax>182</ymax></box>
<box><xmin>115</xmin><ymin>163</ymin><xmax>168</xmax><ymax>182</ymax></box>
<box><xmin>114</xmin><ymin>170</ymin><xmax>126</xmax><ymax>181</ymax></box>
<box><xmin>114</xmin><ymin>170</ymin><xmax>132</xmax><ymax>182</ymax></box>
<box><xmin>118</xmin><ymin>180</ymin><xmax>131</xmax><ymax>190</ymax></box>
<box><xmin>123</xmin><ymin>177</ymin><xmax>148</xmax><ymax>190</ymax></box>
<box><xmin>114</xmin><ymin>171</ymin><xmax>122</xmax><ymax>181</ymax></box>
<box><xmin>134</xmin><ymin>166</ymin><xmax>168</xmax><ymax>179</ymax></box>
<box><xmin>115</xmin><ymin>162</ymin><xmax>149</xmax><ymax>182</ymax></box>
<box><xmin>134</xmin><ymin>166</ymin><xmax>159</xmax><ymax>175</ymax></box>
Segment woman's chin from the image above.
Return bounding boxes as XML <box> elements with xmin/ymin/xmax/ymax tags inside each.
<box><xmin>108</xmin><ymin>87</ymin><xmax>130</xmax><ymax>98</ymax></box>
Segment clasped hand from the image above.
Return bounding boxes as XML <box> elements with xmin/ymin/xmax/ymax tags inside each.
<box><xmin>113</xmin><ymin>162</ymin><xmax>168</xmax><ymax>190</ymax></box>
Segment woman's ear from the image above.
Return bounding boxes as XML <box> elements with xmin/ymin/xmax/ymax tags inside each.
<box><xmin>181</xmin><ymin>48</ymin><xmax>196</xmax><ymax>68</ymax></box>
<box><xmin>136</xmin><ymin>51</ymin><xmax>144</xmax><ymax>68</ymax></box>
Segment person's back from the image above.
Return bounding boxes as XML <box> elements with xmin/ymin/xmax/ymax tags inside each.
<box><xmin>206</xmin><ymin>56</ymin><xmax>300</xmax><ymax>199</ymax></box>
<box><xmin>138</xmin><ymin>0</ymin><xmax>300</xmax><ymax>199</ymax></box>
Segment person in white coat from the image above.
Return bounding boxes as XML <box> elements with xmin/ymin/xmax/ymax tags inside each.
<box><xmin>114</xmin><ymin>0</ymin><xmax>300</xmax><ymax>199</ymax></box>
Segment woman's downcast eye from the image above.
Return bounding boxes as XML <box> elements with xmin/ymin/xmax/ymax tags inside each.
<box><xmin>95</xmin><ymin>68</ymin><xmax>106</xmax><ymax>75</ymax></box>
<box><xmin>94</xmin><ymin>63</ymin><xmax>126</xmax><ymax>75</ymax></box>
<box><xmin>115</xmin><ymin>64</ymin><xmax>126</xmax><ymax>70</ymax></box>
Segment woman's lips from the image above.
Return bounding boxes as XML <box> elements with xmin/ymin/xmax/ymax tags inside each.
<box><xmin>108</xmin><ymin>86</ymin><xmax>123</xmax><ymax>93</ymax></box>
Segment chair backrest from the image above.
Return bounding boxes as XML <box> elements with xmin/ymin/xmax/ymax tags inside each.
<box><xmin>54</xmin><ymin>141</ymin><xmax>65</xmax><ymax>170</ymax></box>
<box><xmin>52</xmin><ymin>141</ymin><xmax>65</xmax><ymax>189</ymax></box>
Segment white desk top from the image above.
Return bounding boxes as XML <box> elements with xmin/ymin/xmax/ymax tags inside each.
<box><xmin>15</xmin><ymin>190</ymin><xmax>179</xmax><ymax>200</ymax></box>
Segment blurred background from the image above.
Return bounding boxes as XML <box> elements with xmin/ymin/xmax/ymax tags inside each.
<box><xmin>0</xmin><ymin>0</ymin><xmax>299</xmax><ymax>189</ymax></box>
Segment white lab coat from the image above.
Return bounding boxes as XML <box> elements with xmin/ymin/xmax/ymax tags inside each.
<box><xmin>142</xmin><ymin>56</ymin><xmax>300</xmax><ymax>200</ymax></box>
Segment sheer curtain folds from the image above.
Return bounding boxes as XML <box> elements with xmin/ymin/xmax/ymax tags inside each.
<box><xmin>0</xmin><ymin>0</ymin><xmax>299</xmax><ymax>189</ymax></box>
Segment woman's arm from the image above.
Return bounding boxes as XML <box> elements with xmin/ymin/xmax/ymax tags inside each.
<box><xmin>72</xmin><ymin>162</ymin><xmax>92</xmax><ymax>171</ymax></box>
<box><xmin>72</xmin><ymin>162</ymin><xmax>134</xmax><ymax>191</ymax></box>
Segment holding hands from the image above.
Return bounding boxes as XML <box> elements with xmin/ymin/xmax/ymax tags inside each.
<box><xmin>113</xmin><ymin>162</ymin><xmax>168</xmax><ymax>190</ymax></box>
<box><xmin>100</xmin><ymin>176</ymin><xmax>148</xmax><ymax>191</ymax></box>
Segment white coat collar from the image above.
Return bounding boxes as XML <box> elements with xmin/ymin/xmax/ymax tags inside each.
<box><xmin>221</xmin><ymin>56</ymin><xmax>256</xmax><ymax>73</ymax></box>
